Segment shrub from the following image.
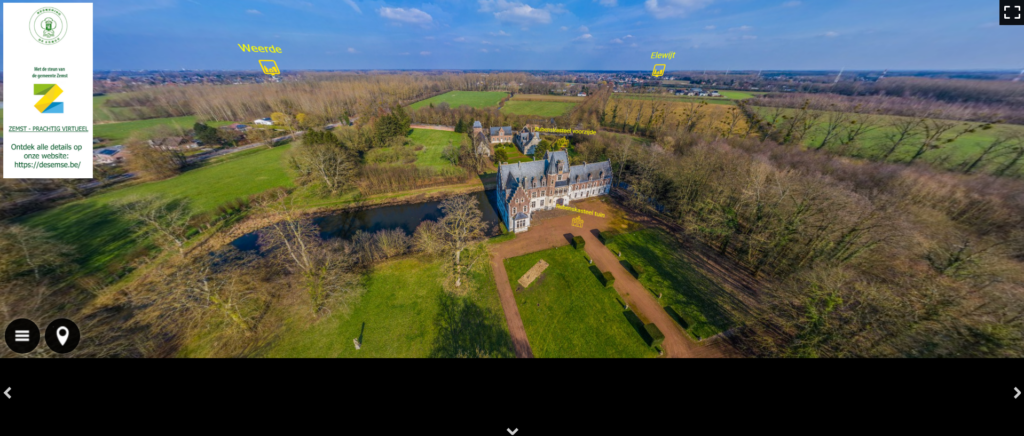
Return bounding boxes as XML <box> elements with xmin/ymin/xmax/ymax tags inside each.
<box><xmin>644</xmin><ymin>323</ymin><xmax>665</xmax><ymax>348</ymax></box>
<box><xmin>606</xmin><ymin>243</ymin><xmax>619</xmax><ymax>254</ymax></box>
<box><xmin>602</xmin><ymin>271</ymin><xmax>615</xmax><ymax>287</ymax></box>
<box><xmin>499</xmin><ymin>222</ymin><xmax>509</xmax><ymax>234</ymax></box>
<box><xmin>573</xmin><ymin>235</ymin><xmax>585</xmax><ymax>250</ymax></box>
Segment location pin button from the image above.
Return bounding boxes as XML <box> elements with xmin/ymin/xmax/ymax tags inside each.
<box><xmin>44</xmin><ymin>319</ymin><xmax>80</xmax><ymax>353</ymax></box>
<box><xmin>56</xmin><ymin>326</ymin><xmax>69</xmax><ymax>346</ymax></box>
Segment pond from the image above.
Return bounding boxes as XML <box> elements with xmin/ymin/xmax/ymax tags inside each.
<box><xmin>230</xmin><ymin>190</ymin><xmax>502</xmax><ymax>251</ymax></box>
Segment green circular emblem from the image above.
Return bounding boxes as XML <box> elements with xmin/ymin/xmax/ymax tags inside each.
<box><xmin>29</xmin><ymin>7</ymin><xmax>67</xmax><ymax>45</ymax></box>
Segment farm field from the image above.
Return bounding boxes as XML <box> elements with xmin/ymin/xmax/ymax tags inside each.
<box><xmin>717</xmin><ymin>90</ymin><xmax>765</xmax><ymax>100</ymax></box>
<box><xmin>93</xmin><ymin>116</ymin><xmax>234</xmax><ymax>145</ymax></box>
<box><xmin>504</xmin><ymin>245</ymin><xmax>659</xmax><ymax>358</ymax></box>
<box><xmin>408</xmin><ymin>91</ymin><xmax>507</xmax><ymax>111</ymax></box>
<box><xmin>259</xmin><ymin>253</ymin><xmax>512</xmax><ymax>358</ymax></box>
<box><xmin>502</xmin><ymin>100</ymin><xmax>577</xmax><ymax>117</ymax></box>
<box><xmin>751</xmin><ymin>107</ymin><xmax>1024</xmax><ymax>175</ymax></box>
<box><xmin>20</xmin><ymin>144</ymin><xmax>295</xmax><ymax>274</ymax></box>
<box><xmin>509</xmin><ymin>94</ymin><xmax>585</xmax><ymax>102</ymax></box>
<box><xmin>604</xmin><ymin>229</ymin><xmax>738</xmax><ymax>340</ymax></box>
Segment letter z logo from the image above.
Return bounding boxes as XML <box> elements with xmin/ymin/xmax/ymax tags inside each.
<box><xmin>1001</xmin><ymin>1</ymin><xmax>1024</xmax><ymax>25</ymax></box>
<box><xmin>34</xmin><ymin>84</ymin><xmax>64</xmax><ymax>113</ymax></box>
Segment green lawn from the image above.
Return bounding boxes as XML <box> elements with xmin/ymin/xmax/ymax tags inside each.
<box><xmin>20</xmin><ymin>145</ymin><xmax>295</xmax><ymax>275</ymax></box>
<box><xmin>717</xmin><ymin>90</ymin><xmax>761</xmax><ymax>100</ymax></box>
<box><xmin>604</xmin><ymin>229</ymin><xmax>737</xmax><ymax>340</ymax></box>
<box><xmin>504</xmin><ymin>245</ymin><xmax>658</xmax><ymax>358</ymax></box>
<box><xmin>260</xmin><ymin>252</ymin><xmax>513</xmax><ymax>358</ymax></box>
<box><xmin>0</xmin><ymin>109</ymin><xmax>4</xmax><ymax>137</ymax></box>
<box><xmin>93</xmin><ymin>116</ymin><xmax>233</xmax><ymax>145</ymax></box>
<box><xmin>752</xmin><ymin>107</ymin><xmax>1024</xmax><ymax>176</ymax></box>
<box><xmin>408</xmin><ymin>128</ymin><xmax>468</xmax><ymax>168</ymax></box>
<box><xmin>502</xmin><ymin>100</ymin><xmax>577</xmax><ymax>117</ymax></box>
<box><xmin>408</xmin><ymin>91</ymin><xmax>508</xmax><ymax>111</ymax></box>
<box><xmin>495</xmin><ymin>144</ymin><xmax>533</xmax><ymax>163</ymax></box>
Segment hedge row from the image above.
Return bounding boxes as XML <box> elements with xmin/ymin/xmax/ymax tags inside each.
<box><xmin>644</xmin><ymin>323</ymin><xmax>665</xmax><ymax>349</ymax></box>
<box><xmin>573</xmin><ymin>235</ymin><xmax>585</xmax><ymax>250</ymax></box>
<box><xmin>602</xmin><ymin>271</ymin><xmax>615</xmax><ymax>287</ymax></box>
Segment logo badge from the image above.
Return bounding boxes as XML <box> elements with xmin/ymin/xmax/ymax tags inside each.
<box><xmin>259</xmin><ymin>60</ymin><xmax>280</xmax><ymax>75</ymax></box>
<box><xmin>652</xmin><ymin>64</ymin><xmax>666</xmax><ymax>77</ymax></box>
<box><xmin>29</xmin><ymin>7</ymin><xmax>68</xmax><ymax>45</ymax></box>
<box><xmin>572</xmin><ymin>215</ymin><xmax>584</xmax><ymax>228</ymax></box>
<box><xmin>34</xmin><ymin>84</ymin><xmax>64</xmax><ymax>113</ymax></box>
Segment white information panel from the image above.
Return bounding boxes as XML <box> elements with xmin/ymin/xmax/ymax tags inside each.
<box><xmin>3</xmin><ymin>3</ymin><xmax>93</xmax><ymax>179</ymax></box>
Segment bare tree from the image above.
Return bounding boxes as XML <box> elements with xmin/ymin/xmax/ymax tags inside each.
<box><xmin>113</xmin><ymin>196</ymin><xmax>193</xmax><ymax>254</ymax></box>
<box><xmin>878</xmin><ymin>117</ymin><xmax>924</xmax><ymax>161</ymax></box>
<box><xmin>0</xmin><ymin>224</ymin><xmax>73</xmax><ymax>282</ymax></box>
<box><xmin>291</xmin><ymin>130</ymin><xmax>356</xmax><ymax>195</ymax></box>
<box><xmin>438</xmin><ymin>195</ymin><xmax>486</xmax><ymax>291</ymax></box>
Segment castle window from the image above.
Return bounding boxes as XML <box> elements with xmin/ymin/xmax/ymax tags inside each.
<box><xmin>513</xmin><ymin>207</ymin><xmax>517</xmax><ymax>214</ymax></box>
<box><xmin>531</xmin><ymin>201</ymin><xmax>535</xmax><ymax>208</ymax></box>
<box><xmin>557</xmin><ymin>175</ymin><xmax>562</xmax><ymax>181</ymax></box>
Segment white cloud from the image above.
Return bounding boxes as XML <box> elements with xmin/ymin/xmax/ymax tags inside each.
<box><xmin>560</xmin><ymin>26</ymin><xmax>568</xmax><ymax>30</ymax></box>
<box><xmin>730</xmin><ymin>25</ymin><xmax>753</xmax><ymax>31</ymax></box>
<box><xmin>573</xmin><ymin>33</ymin><xmax>592</xmax><ymax>41</ymax></box>
<box><xmin>420</xmin><ymin>51</ymin><xmax>431</xmax><ymax>55</ymax></box>
<box><xmin>742</xmin><ymin>34</ymin><xmax>757</xmax><ymax>40</ymax></box>
<box><xmin>824</xmin><ymin>31</ymin><xmax>839</xmax><ymax>37</ymax></box>
<box><xmin>399</xmin><ymin>52</ymin><xmax>411</xmax><ymax>55</ymax></box>
<box><xmin>782</xmin><ymin>1</ymin><xmax>801</xmax><ymax>7</ymax></box>
<box><xmin>578</xmin><ymin>25</ymin><xmax>589</xmax><ymax>32</ymax></box>
<box><xmin>348</xmin><ymin>47</ymin><xmax>358</xmax><ymax>53</ymax></box>
<box><xmin>610</xmin><ymin>38</ymin><xmax>623</xmax><ymax>43</ymax></box>
<box><xmin>597</xmin><ymin>0</ymin><xmax>617</xmax><ymax>6</ymax></box>
<box><xmin>645</xmin><ymin>0</ymin><xmax>716</xmax><ymax>19</ymax></box>
<box><xmin>490</xmin><ymin>30</ymin><xmax>511</xmax><ymax>36</ymax></box>
<box><xmin>704</xmin><ymin>25</ymin><xmax>715</xmax><ymax>30</ymax></box>
<box><xmin>478</xmin><ymin>0</ymin><xmax>565</xmax><ymax>25</ymax></box>
<box><xmin>344</xmin><ymin>0</ymin><xmax>362</xmax><ymax>13</ymax></box>
<box><xmin>624</xmin><ymin>34</ymin><xmax>633</xmax><ymax>38</ymax></box>
<box><xmin>454</xmin><ymin>36</ymin><xmax>467</xmax><ymax>42</ymax></box>
<box><xmin>379</xmin><ymin>7</ymin><xmax>433</xmax><ymax>24</ymax></box>
<box><xmin>246</xmin><ymin>9</ymin><xmax>261</xmax><ymax>14</ymax></box>
<box><xmin>630</xmin><ymin>43</ymin><xmax>637</xmax><ymax>47</ymax></box>
<box><xmin>481</xmin><ymin>48</ymin><xmax>489</xmax><ymax>52</ymax></box>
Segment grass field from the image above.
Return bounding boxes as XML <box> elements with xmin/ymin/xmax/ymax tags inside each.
<box><xmin>504</xmin><ymin>245</ymin><xmax>659</xmax><ymax>358</ymax></box>
<box><xmin>93</xmin><ymin>116</ymin><xmax>233</xmax><ymax>145</ymax></box>
<box><xmin>604</xmin><ymin>229</ymin><xmax>737</xmax><ymax>340</ymax></box>
<box><xmin>509</xmin><ymin>94</ymin><xmax>585</xmax><ymax>103</ymax></box>
<box><xmin>408</xmin><ymin>91</ymin><xmax>508</xmax><ymax>111</ymax></box>
<box><xmin>0</xmin><ymin>109</ymin><xmax>4</xmax><ymax>137</ymax></box>
<box><xmin>502</xmin><ymin>100</ymin><xmax>577</xmax><ymax>117</ymax></box>
<box><xmin>408</xmin><ymin>128</ymin><xmax>468</xmax><ymax>168</ymax></box>
<box><xmin>717</xmin><ymin>90</ymin><xmax>764</xmax><ymax>100</ymax></box>
<box><xmin>752</xmin><ymin>107</ymin><xmax>1024</xmax><ymax>175</ymax></box>
<box><xmin>20</xmin><ymin>145</ymin><xmax>295</xmax><ymax>274</ymax></box>
<box><xmin>259</xmin><ymin>252</ymin><xmax>513</xmax><ymax>358</ymax></box>
<box><xmin>495</xmin><ymin>144</ymin><xmax>533</xmax><ymax>163</ymax></box>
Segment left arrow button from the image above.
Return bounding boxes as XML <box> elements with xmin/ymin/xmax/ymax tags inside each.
<box><xmin>4</xmin><ymin>387</ymin><xmax>10</xmax><ymax>399</ymax></box>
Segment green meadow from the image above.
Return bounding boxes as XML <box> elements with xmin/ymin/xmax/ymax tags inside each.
<box><xmin>20</xmin><ymin>145</ymin><xmax>295</xmax><ymax>274</ymax></box>
<box><xmin>501</xmin><ymin>100</ymin><xmax>577</xmax><ymax>117</ymax></box>
<box><xmin>259</xmin><ymin>252</ymin><xmax>513</xmax><ymax>358</ymax></box>
<box><xmin>408</xmin><ymin>91</ymin><xmax>507</xmax><ymax>110</ymax></box>
<box><xmin>94</xmin><ymin>116</ymin><xmax>234</xmax><ymax>145</ymax></box>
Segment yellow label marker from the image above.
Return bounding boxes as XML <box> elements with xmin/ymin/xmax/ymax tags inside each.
<box><xmin>34</xmin><ymin>84</ymin><xmax>63</xmax><ymax>113</ymax></box>
<box><xmin>259</xmin><ymin>60</ymin><xmax>280</xmax><ymax>75</ymax></box>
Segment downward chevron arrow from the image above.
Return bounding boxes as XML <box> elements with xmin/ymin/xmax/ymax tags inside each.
<box><xmin>507</xmin><ymin>429</ymin><xmax>518</xmax><ymax>435</ymax></box>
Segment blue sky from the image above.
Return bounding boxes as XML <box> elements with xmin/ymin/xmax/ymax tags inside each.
<box><xmin>1</xmin><ymin>0</ymin><xmax>1019</xmax><ymax>71</ymax></box>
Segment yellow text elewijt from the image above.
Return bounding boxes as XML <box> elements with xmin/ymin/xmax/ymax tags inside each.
<box><xmin>651</xmin><ymin>51</ymin><xmax>675</xmax><ymax>60</ymax></box>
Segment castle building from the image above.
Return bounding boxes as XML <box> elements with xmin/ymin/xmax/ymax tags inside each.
<box><xmin>513</xmin><ymin>126</ymin><xmax>541</xmax><ymax>155</ymax></box>
<box><xmin>496</xmin><ymin>150</ymin><xmax>613</xmax><ymax>232</ymax></box>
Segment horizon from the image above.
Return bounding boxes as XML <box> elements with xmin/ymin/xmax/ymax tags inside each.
<box><xmin>0</xmin><ymin>0</ymin><xmax>1017</xmax><ymax>71</ymax></box>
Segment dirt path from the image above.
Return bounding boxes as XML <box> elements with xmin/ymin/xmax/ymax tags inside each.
<box><xmin>487</xmin><ymin>197</ymin><xmax>726</xmax><ymax>358</ymax></box>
